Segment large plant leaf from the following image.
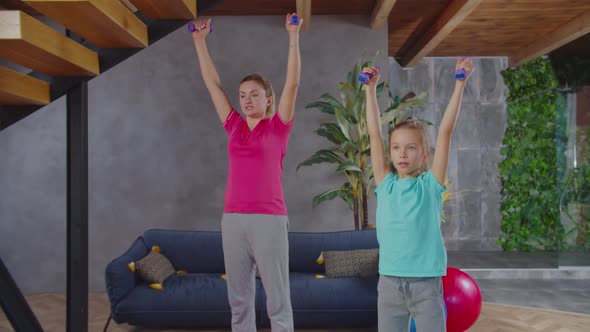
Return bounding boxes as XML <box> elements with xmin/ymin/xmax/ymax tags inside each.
<box><xmin>297</xmin><ymin>149</ymin><xmax>345</xmax><ymax>171</ymax></box>
<box><xmin>338</xmin><ymin>82</ymin><xmax>359</xmax><ymax>125</ymax></box>
<box><xmin>338</xmin><ymin>141</ymin><xmax>360</xmax><ymax>156</ymax></box>
<box><xmin>305</xmin><ymin>101</ymin><xmax>335</xmax><ymax>115</ymax></box>
<box><xmin>316</xmin><ymin>123</ymin><xmax>347</xmax><ymax>145</ymax></box>
<box><xmin>312</xmin><ymin>184</ymin><xmax>354</xmax><ymax>209</ymax></box>
<box><xmin>336</xmin><ymin>161</ymin><xmax>363</xmax><ymax>174</ymax></box>
<box><xmin>334</xmin><ymin>106</ymin><xmax>352</xmax><ymax>140</ymax></box>
<box><xmin>320</xmin><ymin>93</ymin><xmax>346</xmax><ymax>111</ymax></box>
<box><xmin>351</xmin><ymin>88</ymin><xmax>365</xmax><ymax>126</ymax></box>
<box><xmin>348</xmin><ymin>62</ymin><xmax>362</xmax><ymax>91</ymax></box>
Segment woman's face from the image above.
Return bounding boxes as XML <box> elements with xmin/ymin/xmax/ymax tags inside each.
<box><xmin>239</xmin><ymin>80</ymin><xmax>270</xmax><ymax>118</ymax></box>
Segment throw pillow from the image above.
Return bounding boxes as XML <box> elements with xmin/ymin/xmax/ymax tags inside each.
<box><xmin>321</xmin><ymin>248</ymin><xmax>379</xmax><ymax>278</ymax></box>
<box><xmin>128</xmin><ymin>245</ymin><xmax>187</xmax><ymax>290</ymax></box>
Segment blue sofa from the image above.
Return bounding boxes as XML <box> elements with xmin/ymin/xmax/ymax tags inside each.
<box><xmin>105</xmin><ymin>229</ymin><xmax>379</xmax><ymax>329</ymax></box>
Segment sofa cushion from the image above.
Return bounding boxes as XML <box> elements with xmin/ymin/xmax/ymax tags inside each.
<box><xmin>322</xmin><ymin>248</ymin><xmax>379</xmax><ymax>278</ymax></box>
<box><xmin>131</xmin><ymin>248</ymin><xmax>176</xmax><ymax>287</ymax></box>
<box><xmin>143</xmin><ymin>229</ymin><xmax>225</xmax><ymax>273</ymax></box>
<box><xmin>256</xmin><ymin>272</ymin><xmax>378</xmax><ymax>328</ymax></box>
<box><xmin>288</xmin><ymin>272</ymin><xmax>378</xmax><ymax>310</ymax></box>
<box><xmin>114</xmin><ymin>273</ymin><xmax>230</xmax><ymax>327</ymax></box>
<box><xmin>288</xmin><ymin>230</ymin><xmax>378</xmax><ymax>273</ymax></box>
<box><xmin>116</xmin><ymin>273</ymin><xmax>263</xmax><ymax>311</ymax></box>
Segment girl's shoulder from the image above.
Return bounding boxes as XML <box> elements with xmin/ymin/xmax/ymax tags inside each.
<box><xmin>419</xmin><ymin>170</ymin><xmax>446</xmax><ymax>193</ymax></box>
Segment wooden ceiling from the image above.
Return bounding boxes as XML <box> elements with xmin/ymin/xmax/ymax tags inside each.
<box><xmin>206</xmin><ymin>0</ymin><xmax>590</xmax><ymax>68</ymax></box>
<box><xmin>1</xmin><ymin>0</ymin><xmax>588</xmax><ymax>68</ymax></box>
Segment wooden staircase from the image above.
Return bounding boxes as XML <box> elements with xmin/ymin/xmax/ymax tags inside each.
<box><xmin>0</xmin><ymin>0</ymin><xmax>215</xmax><ymax>130</ymax></box>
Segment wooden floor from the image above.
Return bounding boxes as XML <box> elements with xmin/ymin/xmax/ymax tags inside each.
<box><xmin>1</xmin><ymin>293</ymin><xmax>589</xmax><ymax>332</ymax></box>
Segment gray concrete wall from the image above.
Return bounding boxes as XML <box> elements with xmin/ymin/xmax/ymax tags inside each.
<box><xmin>0</xmin><ymin>16</ymin><xmax>508</xmax><ymax>293</ymax></box>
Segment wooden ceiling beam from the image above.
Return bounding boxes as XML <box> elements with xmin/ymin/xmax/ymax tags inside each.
<box><xmin>0</xmin><ymin>10</ymin><xmax>99</xmax><ymax>76</ymax></box>
<box><xmin>0</xmin><ymin>66</ymin><xmax>50</xmax><ymax>105</ymax></box>
<box><xmin>24</xmin><ymin>0</ymin><xmax>148</xmax><ymax>48</ymax></box>
<box><xmin>296</xmin><ymin>0</ymin><xmax>311</xmax><ymax>31</ymax></box>
<box><xmin>510</xmin><ymin>10</ymin><xmax>590</xmax><ymax>67</ymax></box>
<box><xmin>0</xmin><ymin>0</ymin><xmax>41</xmax><ymax>16</ymax></box>
<box><xmin>119</xmin><ymin>0</ymin><xmax>138</xmax><ymax>13</ymax></box>
<box><xmin>128</xmin><ymin>0</ymin><xmax>196</xmax><ymax>19</ymax></box>
<box><xmin>370</xmin><ymin>0</ymin><xmax>396</xmax><ymax>30</ymax></box>
<box><xmin>400</xmin><ymin>0</ymin><xmax>483</xmax><ymax>68</ymax></box>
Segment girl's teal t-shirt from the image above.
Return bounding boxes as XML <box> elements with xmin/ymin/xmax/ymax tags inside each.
<box><xmin>375</xmin><ymin>170</ymin><xmax>447</xmax><ymax>277</ymax></box>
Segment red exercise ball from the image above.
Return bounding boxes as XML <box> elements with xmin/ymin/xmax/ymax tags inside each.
<box><xmin>442</xmin><ymin>267</ymin><xmax>482</xmax><ymax>332</ymax></box>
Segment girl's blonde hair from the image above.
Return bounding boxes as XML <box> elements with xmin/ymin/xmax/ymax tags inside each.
<box><xmin>388</xmin><ymin>117</ymin><xmax>431</xmax><ymax>174</ymax></box>
<box><xmin>240</xmin><ymin>73</ymin><xmax>275</xmax><ymax>118</ymax></box>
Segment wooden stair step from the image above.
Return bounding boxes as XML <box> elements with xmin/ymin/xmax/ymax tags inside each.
<box><xmin>0</xmin><ymin>66</ymin><xmax>50</xmax><ymax>105</ymax></box>
<box><xmin>24</xmin><ymin>0</ymin><xmax>147</xmax><ymax>48</ymax></box>
<box><xmin>128</xmin><ymin>0</ymin><xmax>196</xmax><ymax>19</ymax></box>
<box><xmin>0</xmin><ymin>10</ymin><xmax>99</xmax><ymax>76</ymax></box>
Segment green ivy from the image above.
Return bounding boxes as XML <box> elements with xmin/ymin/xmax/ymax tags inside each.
<box><xmin>498</xmin><ymin>58</ymin><xmax>567</xmax><ymax>251</ymax></box>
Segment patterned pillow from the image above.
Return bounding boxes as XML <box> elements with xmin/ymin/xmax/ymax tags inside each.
<box><xmin>128</xmin><ymin>246</ymin><xmax>184</xmax><ymax>290</ymax></box>
<box><xmin>323</xmin><ymin>248</ymin><xmax>379</xmax><ymax>278</ymax></box>
<box><xmin>135</xmin><ymin>250</ymin><xmax>175</xmax><ymax>284</ymax></box>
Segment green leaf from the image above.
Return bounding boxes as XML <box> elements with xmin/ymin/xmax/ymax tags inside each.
<box><xmin>381</xmin><ymin>91</ymin><xmax>427</xmax><ymax>125</ymax></box>
<box><xmin>305</xmin><ymin>101</ymin><xmax>335</xmax><ymax>115</ymax></box>
<box><xmin>297</xmin><ymin>149</ymin><xmax>345</xmax><ymax>171</ymax></box>
<box><xmin>336</xmin><ymin>161</ymin><xmax>363</xmax><ymax>174</ymax></box>
<box><xmin>334</xmin><ymin>106</ymin><xmax>352</xmax><ymax>140</ymax></box>
<box><xmin>312</xmin><ymin>186</ymin><xmax>352</xmax><ymax>208</ymax></box>
<box><xmin>316</xmin><ymin>122</ymin><xmax>347</xmax><ymax>145</ymax></box>
<box><xmin>338</xmin><ymin>82</ymin><xmax>359</xmax><ymax>124</ymax></box>
<box><xmin>320</xmin><ymin>93</ymin><xmax>346</xmax><ymax>111</ymax></box>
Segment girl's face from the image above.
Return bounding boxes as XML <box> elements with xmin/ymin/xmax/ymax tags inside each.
<box><xmin>239</xmin><ymin>80</ymin><xmax>270</xmax><ymax>118</ymax></box>
<box><xmin>389</xmin><ymin>128</ymin><xmax>429</xmax><ymax>178</ymax></box>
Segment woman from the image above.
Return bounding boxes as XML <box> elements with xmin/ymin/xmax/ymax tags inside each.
<box><xmin>190</xmin><ymin>14</ymin><xmax>302</xmax><ymax>332</ymax></box>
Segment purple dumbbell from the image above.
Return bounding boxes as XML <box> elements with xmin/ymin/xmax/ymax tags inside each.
<box><xmin>289</xmin><ymin>15</ymin><xmax>299</xmax><ymax>25</ymax></box>
<box><xmin>188</xmin><ymin>22</ymin><xmax>213</xmax><ymax>33</ymax></box>
<box><xmin>358</xmin><ymin>66</ymin><xmax>381</xmax><ymax>84</ymax></box>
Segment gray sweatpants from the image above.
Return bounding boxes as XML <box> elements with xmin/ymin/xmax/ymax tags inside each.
<box><xmin>221</xmin><ymin>213</ymin><xmax>294</xmax><ymax>332</ymax></box>
<box><xmin>378</xmin><ymin>275</ymin><xmax>446</xmax><ymax>332</ymax></box>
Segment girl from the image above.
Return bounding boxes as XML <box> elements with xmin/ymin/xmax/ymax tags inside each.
<box><xmin>362</xmin><ymin>59</ymin><xmax>475</xmax><ymax>331</ymax></box>
<box><xmin>190</xmin><ymin>15</ymin><xmax>301</xmax><ymax>332</ymax></box>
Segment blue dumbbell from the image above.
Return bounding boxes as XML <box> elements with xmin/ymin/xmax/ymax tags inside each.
<box><xmin>455</xmin><ymin>57</ymin><xmax>469</xmax><ymax>80</ymax></box>
<box><xmin>358</xmin><ymin>67</ymin><xmax>381</xmax><ymax>84</ymax></box>
<box><xmin>188</xmin><ymin>22</ymin><xmax>213</xmax><ymax>33</ymax></box>
<box><xmin>455</xmin><ymin>68</ymin><xmax>467</xmax><ymax>80</ymax></box>
<box><xmin>289</xmin><ymin>15</ymin><xmax>300</xmax><ymax>25</ymax></box>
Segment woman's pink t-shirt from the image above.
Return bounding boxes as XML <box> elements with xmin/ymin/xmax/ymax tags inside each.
<box><xmin>223</xmin><ymin>109</ymin><xmax>293</xmax><ymax>215</ymax></box>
